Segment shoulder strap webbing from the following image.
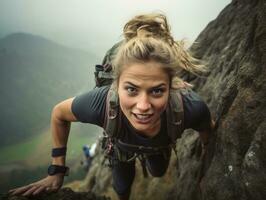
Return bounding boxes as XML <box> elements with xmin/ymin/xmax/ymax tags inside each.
<box><xmin>104</xmin><ymin>83</ymin><xmax>120</xmax><ymax>138</ymax></box>
<box><xmin>166</xmin><ymin>88</ymin><xmax>185</xmax><ymax>142</ymax></box>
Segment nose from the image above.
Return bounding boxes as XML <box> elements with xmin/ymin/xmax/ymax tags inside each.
<box><xmin>136</xmin><ymin>93</ymin><xmax>151</xmax><ymax>112</ymax></box>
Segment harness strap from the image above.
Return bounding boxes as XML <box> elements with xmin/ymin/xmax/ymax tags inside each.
<box><xmin>166</xmin><ymin>88</ymin><xmax>185</xmax><ymax>142</ymax></box>
<box><xmin>116</xmin><ymin>140</ymin><xmax>171</xmax><ymax>178</ymax></box>
<box><xmin>117</xmin><ymin>139</ymin><xmax>171</xmax><ymax>155</ymax></box>
<box><xmin>138</xmin><ymin>154</ymin><xmax>148</xmax><ymax>178</ymax></box>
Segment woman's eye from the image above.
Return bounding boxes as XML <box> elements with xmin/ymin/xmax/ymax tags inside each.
<box><xmin>125</xmin><ymin>87</ymin><xmax>137</xmax><ymax>96</ymax></box>
<box><xmin>151</xmin><ymin>88</ymin><xmax>164</xmax><ymax>97</ymax></box>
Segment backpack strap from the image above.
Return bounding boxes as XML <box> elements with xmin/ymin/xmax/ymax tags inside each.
<box><xmin>104</xmin><ymin>83</ymin><xmax>120</xmax><ymax>138</ymax></box>
<box><xmin>101</xmin><ymin>83</ymin><xmax>121</xmax><ymax>167</ymax></box>
<box><xmin>166</xmin><ymin>88</ymin><xmax>186</xmax><ymax>143</ymax></box>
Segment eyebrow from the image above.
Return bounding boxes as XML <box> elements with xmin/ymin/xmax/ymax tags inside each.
<box><xmin>124</xmin><ymin>81</ymin><xmax>167</xmax><ymax>89</ymax></box>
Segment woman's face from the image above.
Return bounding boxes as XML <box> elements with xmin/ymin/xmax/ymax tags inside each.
<box><xmin>117</xmin><ymin>61</ymin><xmax>170</xmax><ymax>136</ymax></box>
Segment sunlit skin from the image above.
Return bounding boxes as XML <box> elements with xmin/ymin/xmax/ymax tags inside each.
<box><xmin>117</xmin><ymin>61</ymin><xmax>170</xmax><ymax>137</ymax></box>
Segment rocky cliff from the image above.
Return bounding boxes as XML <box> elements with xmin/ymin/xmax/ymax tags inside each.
<box><xmin>2</xmin><ymin>0</ymin><xmax>265</xmax><ymax>199</ymax></box>
<box><xmin>189</xmin><ymin>0</ymin><xmax>266</xmax><ymax>200</ymax></box>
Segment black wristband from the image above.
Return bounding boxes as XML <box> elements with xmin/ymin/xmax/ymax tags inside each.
<box><xmin>52</xmin><ymin>147</ymin><xmax>67</xmax><ymax>157</ymax></box>
<box><xmin>48</xmin><ymin>164</ymin><xmax>69</xmax><ymax>176</ymax></box>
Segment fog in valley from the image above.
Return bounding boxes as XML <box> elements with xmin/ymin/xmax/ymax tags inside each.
<box><xmin>0</xmin><ymin>0</ymin><xmax>230</xmax><ymax>54</ymax></box>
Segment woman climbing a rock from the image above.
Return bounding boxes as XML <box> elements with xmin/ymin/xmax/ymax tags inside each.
<box><xmin>9</xmin><ymin>13</ymin><xmax>215</xmax><ymax>200</ymax></box>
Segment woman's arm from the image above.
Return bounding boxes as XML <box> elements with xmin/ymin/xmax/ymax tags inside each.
<box><xmin>9</xmin><ymin>87</ymin><xmax>109</xmax><ymax>196</ymax></box>
<box><xmin>9</xmin><ymin>97</ymin><xmax>77</xmax><ymax>196</ymax></box>
<box><xmin>50</xmin><ymin>98</ymin><xmax>77</xmax><ymax>166</ymax></box>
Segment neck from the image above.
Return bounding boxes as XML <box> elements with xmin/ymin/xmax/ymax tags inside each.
<box><xmin>139</xmin><ymin>119</ymin><xmax>161</xmax><ymax>138</ymax></box>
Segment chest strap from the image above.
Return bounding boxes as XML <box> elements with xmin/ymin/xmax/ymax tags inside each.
<box><xmin>116</xmin><ymin>139</ymin><xmax>171</xmax><ymax>155</ymax></box>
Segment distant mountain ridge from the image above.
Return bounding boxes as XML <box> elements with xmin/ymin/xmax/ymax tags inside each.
<box><xmin>0</xmin><ymin>33</ymin><xmax>98</xmax><ymax>58</ymax></box>
<box><xmin>0</xmin><ymin>32</ymin><xmax>100</xmax><ymax>146</ymax></box>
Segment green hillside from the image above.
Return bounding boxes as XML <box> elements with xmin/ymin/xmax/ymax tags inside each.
<box><xmin>0</xmin><ymin>32</ymin><xmax>102</xmax><ymax>146</ymax></box>
<box><xmin>0</xmin><ymin>122</ymin><xmax>102</xmax><ymax>193</ymax></box>
<box><xmin>0</xmin><ymin>32</ymin><xmax>106</xmax><ymax>192</ymax></box>
<box><xmin>0</xmin><ymin>123</ymin><xmax>101</xmax><ymax>165</ymax></box>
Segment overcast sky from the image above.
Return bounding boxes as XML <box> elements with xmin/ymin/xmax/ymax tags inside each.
<box><xmin>0</xmin><ymin>0</ymin><xmax>231</xmax><ymax>54</ymax></box>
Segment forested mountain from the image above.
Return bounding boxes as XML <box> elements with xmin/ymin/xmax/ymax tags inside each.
<box><xmin>0</xmin><ymin>33</ymin><xmax>100</xmax><ymax>146</ymax></box>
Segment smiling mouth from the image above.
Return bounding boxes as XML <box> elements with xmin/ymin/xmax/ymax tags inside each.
<box><xmin>132</xmin><ymin>113</ymin><xmax>153</xmax><ymax>124</ymax></box>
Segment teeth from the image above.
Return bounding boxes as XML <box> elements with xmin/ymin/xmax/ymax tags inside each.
<box><xmin>134</xmin><ymin>114</ymin><xmax>151</xmax><ymax>120</ymax></box>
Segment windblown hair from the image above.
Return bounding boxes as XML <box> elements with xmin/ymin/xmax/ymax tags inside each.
<box><xmin>113</xmin><ymin>13</ymin><xmax>206</xmax><ymax>87</ymax></box>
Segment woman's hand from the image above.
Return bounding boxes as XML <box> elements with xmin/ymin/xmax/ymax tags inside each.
<box><xmin>8</xmin><ymin>174</ymin><xmax>64</xmax><ymax>196</ymax></box>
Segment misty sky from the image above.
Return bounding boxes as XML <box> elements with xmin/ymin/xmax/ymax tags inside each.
<box><xmin>0</xmin><ymin>0</ymin><xmax>230</xmax><ymax>54</ymax></box>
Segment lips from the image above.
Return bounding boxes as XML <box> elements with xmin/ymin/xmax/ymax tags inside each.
<box><xmin>132</xmin><ymin>113</ymin><xmax>153</xmax><ymax>124</ymax></box>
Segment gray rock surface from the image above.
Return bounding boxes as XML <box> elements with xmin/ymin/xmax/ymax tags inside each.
<box><xmin>186</xmin><ymin>0</ymin><xmax>266</xmax><ymax>199</ymax></box>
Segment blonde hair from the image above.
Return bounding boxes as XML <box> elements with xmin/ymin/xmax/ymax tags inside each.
<box><xmin>113</xmin><ymin>13</ymin><xmax>206</xmax><ymax>88</ymax></box>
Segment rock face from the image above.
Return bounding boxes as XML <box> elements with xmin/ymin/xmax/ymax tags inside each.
<box><xmin>188</xmin><ymin>0</ymin><xmax>266</xmax><ymax>200</ymax></box>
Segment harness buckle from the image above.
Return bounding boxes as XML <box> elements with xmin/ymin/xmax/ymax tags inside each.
<box><xmin>173</xmin><ymin>120</ymin><xmax>182</xmax><ymax>125</ymax></box>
